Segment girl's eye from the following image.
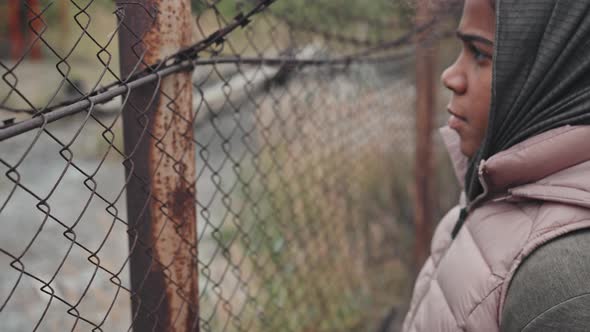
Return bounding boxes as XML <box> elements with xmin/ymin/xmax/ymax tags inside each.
<box><xmin>469</xmin><ymin>44</ymin><xmax>491</xmax><ymax>62</ymax></box>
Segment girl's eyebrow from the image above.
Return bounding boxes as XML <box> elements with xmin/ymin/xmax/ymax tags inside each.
<box><xmin>456</xmin><ymin>30</ymin><xmax>494</xmax><ymax>46</ymax></box>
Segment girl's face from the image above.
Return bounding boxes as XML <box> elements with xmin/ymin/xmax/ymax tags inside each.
<box><xmin>441</xmin><ymin>0</ymin><xmax>496</xmax><ymax>157</ymax></box>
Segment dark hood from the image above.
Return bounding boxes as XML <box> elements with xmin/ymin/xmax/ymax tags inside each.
<box><xmin>465</xmin><ymin>0</ymin><xmax>590</xmax><ymax>203</ymax></box>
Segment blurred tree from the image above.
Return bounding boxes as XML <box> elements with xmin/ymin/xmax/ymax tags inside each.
<box><xmin>271</xmin><ymin>0</ymin><xmax>415</xmax><ymax>34</ymax></box>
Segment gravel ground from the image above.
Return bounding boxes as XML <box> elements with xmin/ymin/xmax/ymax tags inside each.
<box><xmin>0</xmin><ymin>90</ymin><xmax>260</xmax><ymax>331</ymax></box>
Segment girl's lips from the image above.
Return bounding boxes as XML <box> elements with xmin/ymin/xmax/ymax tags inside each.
<box><xmin>448</xmin><ymin>114</ymin><xmax>466</xmax><ymax>130</ymax></box>
<box><xmin>447</xmin><ymin>108</ymin><xmax>467</xmax><ymax>130</ymax></box>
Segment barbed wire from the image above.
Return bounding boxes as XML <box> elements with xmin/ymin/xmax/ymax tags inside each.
<box><xmin>0</xmin><ymin>27</ymin><xmax>436</xmax><ymax>141</ymax></box>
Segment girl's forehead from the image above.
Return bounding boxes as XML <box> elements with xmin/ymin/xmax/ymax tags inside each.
<box><xmin>458</xmin><ymin>0</ymin><xmax>496</xmax><ymax>40</ymax></box>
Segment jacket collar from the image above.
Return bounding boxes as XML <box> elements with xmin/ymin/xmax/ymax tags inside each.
<box><xmin>440</xmin><ymin>126</ymin><xmax>469</xmax><ymax>189</ymax></box>
<box><xmin>441</xmin><ymin>125</ymin><xmax>590</xmax><ymax>207</ymax></box>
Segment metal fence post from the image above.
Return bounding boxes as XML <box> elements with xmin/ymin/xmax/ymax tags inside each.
<box><xmin>8</xmin><ymin>0</ymin><xmax>24</xmax><ymax>60</ymax></box>
<box><xmin>116</xmin><ymin>1</ymin><xmax>198</xmax><ymax>331</ymax></box>
<box><xmin>414</xmin><ymin>0</ymin><xmax>437</xmax><ymax>271</ymax></box>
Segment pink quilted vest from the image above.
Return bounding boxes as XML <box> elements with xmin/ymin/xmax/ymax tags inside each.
<box><xmin>402</xmin><ymin>125</ymin><xmax>590</xmax><ymax>332</ymax></box>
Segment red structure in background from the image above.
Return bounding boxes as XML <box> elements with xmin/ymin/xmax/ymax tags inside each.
<box><xmin>8</xmin><ymin>0</ymin><xmax>25</xmax><ymax>60</ymax></box>
<box><xmin>28</xmin><ymin>0</ymin><xmax>43</xmax><ymax>60</ymax></box>
<box><xmin>7</xmin><ymin>0</ymin><xmax>43</xmax><ymax>61</ymax></box>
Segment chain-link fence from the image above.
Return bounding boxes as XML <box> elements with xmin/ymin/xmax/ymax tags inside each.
<box><xmin>1</xmin><ymin>0</ymin><xmax>461</xmax><ymax>331</ymax></box>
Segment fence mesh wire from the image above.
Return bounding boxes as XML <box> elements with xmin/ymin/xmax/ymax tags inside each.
<box><xmin>0</xmin><ymin>0</ymin><xmax>461</xmax><ymax>331</ymax></box>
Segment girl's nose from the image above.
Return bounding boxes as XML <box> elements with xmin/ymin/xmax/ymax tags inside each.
<box><xmin>441</xmin><ymin>61</ymin><xmax>467</xmax><ymax>95</ymax></box>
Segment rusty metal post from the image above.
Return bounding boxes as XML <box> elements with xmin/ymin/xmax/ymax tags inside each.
<box><xmin>27</xmin><ymin>0</ymin><xmax>42</xmax><ymax>60</ymax></box>
<box><xmin>413</xmin><ymin>0</ymin><xmax>437</xmax><ymax>270</ymax></box>
<box><xmin>116</xmin><ymin>1</ymin><xmax>198</xmax><ymax>331</ymax></box>
<box><xmin>8</xmin><ymin>0</ymin><xmax>24</xmax><ymax>60</ymax></box>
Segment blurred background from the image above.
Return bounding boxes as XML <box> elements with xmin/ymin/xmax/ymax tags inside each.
<box><xmin>0</xmin><ymin>0</ymin><xmax>462</xmax><ymax>331</ymax></box>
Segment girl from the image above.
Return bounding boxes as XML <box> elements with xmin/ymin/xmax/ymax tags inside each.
<box><xmin>402</xmin><ymin>0</ymin><xmax>590</xmax><ymax>331</ymax></box>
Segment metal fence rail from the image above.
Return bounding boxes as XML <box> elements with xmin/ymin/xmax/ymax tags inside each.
<box><xmin>0</xmin><ymin>0</ymin><xmax>459</xmax><ymax>331</ymax></box>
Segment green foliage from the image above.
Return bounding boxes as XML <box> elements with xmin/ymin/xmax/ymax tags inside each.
<box><xmin>250</xmin><ymin>0</ymin><xmax>419</xmax><ymax>50</ymax></box>
<box><xmin>271</xmin><ymin>0</ymin><xmax>416</xmax><ymax>36</ymax></box>
<box><xmin>191</xmin><ymin>0</ymin><xmax>208</xmax><ymax>13</ymax></box>
<box><xmin>191</xmin><ymin>0</ymin><xmax>243</xmax><ymax>16</ymax></box>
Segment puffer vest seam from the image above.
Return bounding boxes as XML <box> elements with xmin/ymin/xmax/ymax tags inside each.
<box><xmin>533</xmin><ymin>217</ymin><xmax>590</xmax><ymax>234</ymax></box>
<box><xmin>408</xmin><ymin>279</ymin><xmax>461</xmax><ymax>330</ymax></box>
<box><xmin>464</xmin><ymin>225</ymin><xmax>493</xmax><ymax>276</ymax></box>
<box><xmin>465</xmin><ymin>282</ymin><xmax>502</xmax><ymax>323</ymax></box>
<box><xmin>514</xmin><ymin>201</ymin><xmax>537</xmax><ymax>246</ymax></box>
<box><xmin>433</xmin><ymin>279</ymin><xmax>459</xmax><ymax>324</ymax></box>
<box><xmin>465</xmin><ymin>206</ymin><xmax>533</xmax><ymax>278</ymax></box>
<box><xmin>404</xmin><ymin>259</ymin><xmax>435</xmax><ymax>326</ymax></box>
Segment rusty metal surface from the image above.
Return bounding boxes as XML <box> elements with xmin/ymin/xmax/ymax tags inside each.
<box><xmin>117</xmin><ymin>0</ymin><xmax>198</xmax><ymax>331</ymax></box>
<box><xmin>413</xmin><ymin>0</ymin><xmax>438</xmax><ymax>270</ymax></box>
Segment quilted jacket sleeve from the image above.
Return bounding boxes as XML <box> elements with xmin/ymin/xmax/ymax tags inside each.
<box><xmin>500</xmin><ymin>230</ymin><xmax>590</xmax><ymax>332</ymax></box>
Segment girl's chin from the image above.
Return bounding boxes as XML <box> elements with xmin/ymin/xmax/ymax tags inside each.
<box><xmin>459</xmin><ymin>140</ymin><xmax>477</xmax><ymax>158</ymax></box>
